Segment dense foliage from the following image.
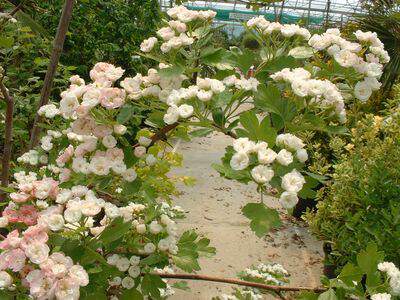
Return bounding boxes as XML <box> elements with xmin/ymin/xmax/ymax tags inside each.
<box><xmin>306</xmin><ymin>109</ymin><xmax>400</xmax><ymax>269</ymax></box>
<box><xmin>31</xmin><ymin>0</ymin><xmax>161</xmax><ymax>77</ymax></box>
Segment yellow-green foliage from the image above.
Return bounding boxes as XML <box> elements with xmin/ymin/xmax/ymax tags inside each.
<box><xmin>306</xmin><ymin>112</ymin><xmax>400</xmax><ymax>269</ymax></box>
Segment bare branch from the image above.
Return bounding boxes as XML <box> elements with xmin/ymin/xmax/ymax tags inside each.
<box><xmin>151</xmin><ymin>272</ymin><xmax>326</xmax><ymax>293</ymax></box>
<box><xmin>0</xmin><ymin>79</ymin><xmax>14</xmax><ymax>199</ymax></box>
<box><xmin>29</xmin><ymin>0</ymin><xmax>74</xmax><ymax>148</ymax></box>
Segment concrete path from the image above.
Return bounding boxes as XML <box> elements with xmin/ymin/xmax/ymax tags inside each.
<box><xmin>169</xmin><ymin>132</ymin><xmax>323</xmax><ymax>299</ymax></box>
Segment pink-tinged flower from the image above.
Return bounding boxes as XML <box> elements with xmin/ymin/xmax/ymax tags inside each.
<box><xmin>27</xmin><ymin>269</ymin><xmax>56</xmax><ymax>299</ymax></box>
<box><xmin>2</xmin><ymin>205</ymin><xmax>20</xmax><ymax>223</ymax></box>
<box><xmin>93</xmin><ymin>125</ymin><xmax>113</xmax><ymax>138</ymax></box>
<box><xmin>90</xmin><ymin>62</ymin><xmax>125</xmax><ymax>84</ymax></box>
<box><xmin>0</xmin><ymin>248</ymin><xmax>26</xmax><ymax>272</ymax></box>
<box><xmin>71</xmin><ymin>118</ymin><xmax>96</xmax><ymax>135</ymax></box>
<box><xmin>31</xmin><ymin>178</ymin><xmax>59</xmax><ymax>200</ymax></box>
<box><xmin>21</xmin><ymin>225</ymin><xmax>48</xmax><ymax>251</ymax></box>
<box><xmin>18</xmin><ymin>182</ymin><xmax>34</xmax><ymax>193</ymax></box>
<box><xmin>55</xmin><ymin>277</ymin><xmax>80</xmax><ymax>300</ymax></box>
<box><xmin>25</xmin><ymin>242</ymin><xmax>50</xmax><ymax>264</ymax></box>
<box><xmin>106</xmin><ymin>148</ymin><xmax>124</xmax><ymax>162</ymax></box>
<box><xmin>0</xmin><ymin>229</ymin><xmax>21</xmax><ymax>250</ymax></box>
<box><xmin>99</xmin><ymin>88</ymin><xmax>126</xmax><ymax>109</ymax></box>
<box><xmin>19</xmin><ymin>205</ymin><xmax>39</xmax><ymax>226</ymax></box>
<box><xmin>56</xmin><ymin>145</ymin><xmax>74</xmax><ymax>167</ymax></box>
<box><xmin>59</xmin><ymin>168</ymin><xmax>71</xmax><ymax>183</ymax></box>
<box><xmin>10</xmin><ymin>192</ymin><xmax>31</xmax><ymax>203</ymax></box>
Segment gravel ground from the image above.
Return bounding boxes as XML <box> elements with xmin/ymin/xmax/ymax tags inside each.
<box><xmin>168</xmin><ymin>132</ymin><xmax>324</xmax><ymax>299</ymax></box>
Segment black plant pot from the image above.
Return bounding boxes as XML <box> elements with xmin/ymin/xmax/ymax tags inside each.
<box><xmin>322</xmin><ymin>242</ymin><xmax>337</xmax><ymax>279</ymax></box>
<box><xmin>292</xmin><ymin>197</ymin><xmax>318</xmax><ymax>219</ymax></box>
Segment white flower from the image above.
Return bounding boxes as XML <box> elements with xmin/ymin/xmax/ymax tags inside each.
<box><xmin>371</xmin><ymin>293</ymin><xmax>391</xmax><ymax>300</ymax></box>
<box><xmin>354</xmin><ymin>81</ymin><xmax>372</xmax><ymax>102</ymax></box>
<box><xmin>333</xmin><ymin>49</ymin><xmax>359</xmax><ymax>67</ymax></box>
<box><xmin>128</xmin><ymin>266</ymin><xmax>141</xmax><ymax>278</ymax></box>
<box><xmin>140</xmin><ymin>37</ymin><xmax>157</xmax><ymax>52</ymax></box>
<box><xmin>102</xmin><ymin>135</ymin><xmax>117</xmax><ymax>148</ymax></box>
<box><xmin>276</xmin><ymin>149</ymin><xmax>293</xmax><ymax>166</ymax></box>
<box><xmin>144</xmin><ymin>243</ymin><xmax>156</xmax><ymax>254</ymax></box>
<box><xmin>279</xmin><ymin>191</ymin><xmax>299</xmax><ymax>209</ymax></box>
<box><xmin>136</xmin><ymin>223</ymin><xmax>146</xmax><ymax>234</ymax></box>
<box><xmin>251</xmin><ymin>165</ymin><xmax>274</xmax><ymax>184</ymax></box>
<box><xmin>177</xmin><ymin>104</ymin><xmax>194</xmax><ymax>118</ymax></box>
<box><xmin>114</xmin><ymin>124</ymin><xmax>127</xmax><ymax>135</ymax></box>
<box><xmin>69</xmin><ymin>265</ymin><xmax>89</xmax><ymax>286</ymax></box>
<box><xmin>0</xmin><ymin>271</ymin><xmax>13</xmax><ymax>288</ymax></box>
<box><xmin>164</xmin><ymin>106</ymin><xmax>180</xmax><ymax>124</ymax></box>
<box><xmin>233</xmin><ymin>138</ymin><xmax>255</xmax><ymax>154</ymax></box>
<box><xmin>25</xmin><ymin>242</ymin><xmax>50</xmax><ymax>264</ymax></box>
<box><xmin>196</xmin><ymin>89</ymin><xmax>213</xmax><ymax>101</ymax></box>
<box><xmin>296</xmin><ymin>149</ymin><xmax>308</xmax><ymax>162</ymax></box>
<box><xmin>276</xmin><ymin>133</ymin><xmax>305</xmax><ymax>151</ymax></box>
<box><xmin>122</xmin><ymin>276</ymin><xmax>135</xmax><ymax>289</ymax></box>
<box><xmin>116</xmin><ymin>257</ymin><xmax>131</xmax><ymax>272</ymax></box>
<box><xmin>157</xmin><ymin>27</ymin><xmax>176</xmax><ymax>41</ymax></box>
<box><xmin>281</xmin><ymin>170</ymin><xmax>306</xmax><ymax>193</ymax></box>
<box><xmin>60</xmin><ymin>93</ymin><xmax>79</xmax><ymax>118</ymax></box>
<box><xmin>230</xmin><ymin>152</ymin><xmax>249</xmax><ymax>171</ymax></box>
<box><xmin>64</xmin><ymin>208</ymin><xmax>82</xmax><ymax>223</ymax></box>
<box><xmin>109</xmin><ymin>276</ymin><xmax>122</xmax><ymax>286</ymax></box>
<box><xmin>47</xmin><ymin>214</ymin><xmax>65</xmax><ymax>231</ymax></box>
<box><xmin>130</xmin><ymin>256</ymin><xmax>140</xmax><ymax>266</ymax></box>
<box><xmin>81</xmin><ymin>200</ymin><xmax>101</xmax><ymax>216</ymax></box>
<box><xmin>38</xmin><ymin>104</ymin><xmax>60</xmax><ymax>118</ymax></box>
<box><xmin>0</xmin><ymin>216</ymin><xmax>9</xmax><ymax>228</ymax></box>
<box><xmin>149</xmin><ymin>221</ymin><xmax>163</xmax><ymax>234</ymax></box>
<box><xmin>146</xmin><ymin>154</ymin><xmax>157</xmax><ymax>166</ymax></box>
<box><xmin>123</xmin><ymin>168</ymin><xmax>137</xmax><ymax>182</ymax></box>
<box><xmin>258</xmin><ymin>148</ymin><xmax>277</xmax><ymax>164</ymax></box>
<box><xmin>138</xmin><ymin>136</ymin><xmax>152</xmax><ymax>147</ymax></box>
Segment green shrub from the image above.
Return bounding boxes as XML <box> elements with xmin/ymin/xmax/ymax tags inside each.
<box><xmin>306</xmin><ymin>111</ymin><xmax>400</xmax><ymax>270</ymax></box>
<box><xmin>31</xmin><ymin>0</ymin><xmax>161</xmax><ymax>77</ymax></box>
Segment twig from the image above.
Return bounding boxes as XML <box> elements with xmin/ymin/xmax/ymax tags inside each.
<box><xmin>29</xmin><ymin>0</ymin><xmax>74</xmax><ymax>148</ymax></box>
<box><xmin>133</xmin><ymin>122</ymin><xmax>179</xmax><ymax>148</ymax></box>
<box><xmin>151</xmin><ymin>273</ymin><xmax>326</xmax><ymax>293</ymax></box>
<box><xmin>0</xmin><ymin>79</ymin><xmax>14</xmax><ymax>199</ymax></box>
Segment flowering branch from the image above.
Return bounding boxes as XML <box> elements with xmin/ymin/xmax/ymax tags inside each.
<box><xmin>0</xmin><ymin>78</ymin><xmax>14</xmax><ymax>196</ymax></box>
<box><xmin>133</xmin><ymin>122</ymin><xmax>179</xmax><ymax>148</ymax></box>
<box><xmin>152</xmin><ymin>272</ymin><xmax>327</xmax><ymax>293</ymax></box>
<box><xmin>29</xmin><ymin>0</ymin><xmax>74</xmax><ymax>148</ymax></box>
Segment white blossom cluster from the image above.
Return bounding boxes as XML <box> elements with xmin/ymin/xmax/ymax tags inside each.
<box><xmin>242</xmin><ymin>262</ymin><xmax>289</xmax><ymax>285</ymax></box>
<box><xmin>271</xmin><ymin>67</ymin><xmax>347</xmax><ymax>122</ymax></box>
<box><xmin>309</xmin><ymin>28</ymin><xmax>389</xmax><ymax>102</ymax></box>
<box><xmin>246</xmin><ymin>16</ymin><xmax>311</xmax><ymax>40</ymax></box>
<box><xmin>17</xmin><ymin>149</ymin><xmax>47</xmax><ymax>166</ymax></box>
<box><xmin>223</xmin><ymin>75</ymin><xmax>260</xmax><ymax>92</ymax></box>
<box><xmin>229</xmin><ymin>135</ymin><xmax>306</xmax><ymax>209</ymax></box>
<box><xmin>140</xmin><ymin>5</ymin><xmax>216</xmax><ymax>53</ymax></box>
<box><xmin>378</xmin><ymin>262</ymin><xmax>400</xmax><ymax>296</ymax></box>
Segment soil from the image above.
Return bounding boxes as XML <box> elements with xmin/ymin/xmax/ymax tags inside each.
<box><xmin>168</xmin><ymin>132</ymin><xmax>324</xmax><ymax>299</ymax></box>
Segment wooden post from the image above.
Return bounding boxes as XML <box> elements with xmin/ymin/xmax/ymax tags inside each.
<box><xmin>29</xmin><ymin>0</ymin><xmax>74</xmax><ymax>148</ymax></box>
<box><xmin>0</xmin><ymin>80</ymin><xmax>14</xmax><ymax>200</ymax></box>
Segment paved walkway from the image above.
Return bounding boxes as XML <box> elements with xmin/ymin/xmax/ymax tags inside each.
<box><xmin>169</xmin><ymin>132</ymin><xmax>323</xmax><ymax>299</ymax></box>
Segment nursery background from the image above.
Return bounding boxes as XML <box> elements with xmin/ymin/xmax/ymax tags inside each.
<box><xmin>0</xmin><ymin>0</ymin><xmax>399</xmax><ymax>299</ymax></box>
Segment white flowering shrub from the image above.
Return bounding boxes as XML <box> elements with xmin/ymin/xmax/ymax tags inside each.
<box><xmin>0</xmin><ymin>5</ymin><xmax>391</xmax><ymax>299</ymax></box>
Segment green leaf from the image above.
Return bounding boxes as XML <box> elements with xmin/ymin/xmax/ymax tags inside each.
<box><xmin>196</xmin><ymin>238</ymin><xmax>216</xmax><ymax>257</ymax></box>
<box><xmin>190</xmin><ymin>128</ymin><xmax>213</xmax><ymax>137</ymax></box>
<box><xmin>229</xmin><ymin>48</ymin><xmax>255</xmax><ymax>73</ymax></box>
<box><xmin>239</xmin><ymin>111</ymin><xmax>259</xmax><ymax>134</ymax></box>
<box><xmin>98</xmin><ymin>217</ymin><xmax>132</xmax><ymax>244</ymax></box>
<box><xmin>318</xmin><ymin>289</ymin><xmax>337</xmax><ymax>300</ymax></box>
<box><xmin>338</xmin><ymin>263</ymin><xmax>363</xmax><ymax>286</ymax></box>
<box><xmin>255</xmin><ymin>84</ymin><xmax>297</xmax><ymax>127</ymax></box>
<box><xmin>141</xmin><ymin>274</ymin><xmax>166</xmax><ymax>299</ymax></box>
<box><xmin>0</xmin><ymin>36</ymin><xmax>14</xmax><ymax>48</ymax></box>
<box><xmin>117</xmin><ymin>105</ymin><xmax>134</xmax><ymax>124</ymax></box>
<box><xmin>356</xmin><ymin>243</ymin><xmax>383</xmax><ymax>276</ymax></box>
<box><xmin>201</xmin><ymin>47</ymin><xmax>228</xmax><ymax>65</ymax></box>
<box><xmin>158</xmin><ymin>65</ymin><xmax>184</xmax><ymax>78</ymax></box>
<box><xmin>172</xmin><ymin>281</ymin><xmax>190</xmax><ymax>291</ymax></box>
<box><xmin>297</xmin><ymin>291</ymin><xmax>319</xmax><ymax>300</ymax></box>
<box><xmin>121</xmin><ymin>289</ymin><xmax>143</xmax><ymax>300</ymax></box>
<box><xmin>242</xmin><ymin>203</ymin><xmax>281</xmax><ymax>237</ymax></box>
